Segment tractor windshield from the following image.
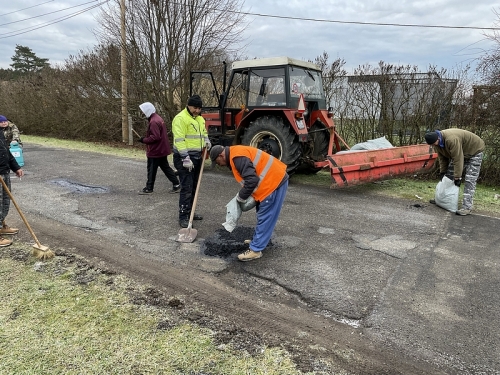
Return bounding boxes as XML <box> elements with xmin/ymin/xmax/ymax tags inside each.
<box><xmin>226</xmin><ymin>64</ymin><xmax>325</xmax><ymax>109</ymax></box>
<box><xmin>247</xmin><ymin>68</ymin><xmax>286</xmax><ymax>107</ymax></box>
<box><xmin>289</xmin><ymin>67</ymin><xmax>324</xmax><ymax>100</ymax></box>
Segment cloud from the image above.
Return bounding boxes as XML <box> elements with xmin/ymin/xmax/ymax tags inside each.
<box><xmin>241</xmin><ymin>0</ymin><xmax>497</xmax><ymax>72</ymax></box>
<box><xmin>0</xmin><ymin>0</ymin><xmax>100</xmax><ymax>68</ymax></box>
<box><xmin>0</xmin><ymin>0</ymin><xmax>497</xmax><ymax>73</ymax></box>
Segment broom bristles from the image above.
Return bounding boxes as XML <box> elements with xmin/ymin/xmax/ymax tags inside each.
<box><xmin>32</xmin><ymin>245</ymin><xmax>55</xmax><ymax>260</ymax></box>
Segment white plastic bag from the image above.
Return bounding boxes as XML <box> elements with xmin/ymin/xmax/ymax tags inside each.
<box><xmin>222</xmin><ymin>196</ymin><xmax>242</xmax><ymax>232</ymax></box>
<box><xmin>434</xmin><ymin>177</ymin><xmax>459</xmax><ymax>213</ymax></box>
<box><xmin>350</xmin><ymin>136</ymin><xmax>394</xmax><ymax>151</ymax></box>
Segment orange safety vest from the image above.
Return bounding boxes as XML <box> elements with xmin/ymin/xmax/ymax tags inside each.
<box><xmin>229</xmin><ymin>145</ymin><xmax>287</xmax><ymax>202</ymax></box>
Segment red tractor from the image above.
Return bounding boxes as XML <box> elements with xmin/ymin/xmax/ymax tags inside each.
<box><xmin>192</xmin><ymin>57</ymin><xmax>436</xmax><ymax>185</ymax></box>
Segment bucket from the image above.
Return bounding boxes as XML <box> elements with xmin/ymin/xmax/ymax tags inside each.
<box><xmin>9</xmin><ymin>141</ymin><xmax>24</xmax><ymax>167</ymax></box>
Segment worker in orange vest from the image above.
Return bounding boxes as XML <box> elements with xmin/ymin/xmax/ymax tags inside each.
<box><xmin>210</xmin><ymin>145</ymin><xmax>289</xmax><ymax>261</ymax></box>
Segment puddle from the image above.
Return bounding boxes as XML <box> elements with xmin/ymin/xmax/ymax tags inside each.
<box><xmin>50</xmin><ymin>179</ymin><xmax>109</xmax><ymax>194</ymax></box>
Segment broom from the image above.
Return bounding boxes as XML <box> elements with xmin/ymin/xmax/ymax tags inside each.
<box><xmin>0</xmin><ymin>177</ymin><xmax>54</xmax><ymax>260</ymax></box>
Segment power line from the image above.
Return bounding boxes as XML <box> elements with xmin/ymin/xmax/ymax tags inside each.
<box><xmin>235</xmin><ymin>10</ymin><xmax>500</xmax><ymax>31</ymax></box>
<box><xmin>0</xmin><ymin>0</ymin><xmax>100</xmax><ymax>27</ymax></box>
<box><xmin>1</xmin><ymin>0</ymin><xmax>498</xmax><ymax>42</ymax></box>
<box><xmin>0</xmin><ymin>2</ymin><xmax>106</xmax><ymax>39</ymax></box>
<box><xmin>235</xmin><ymin>11</ymin><xmax>500</xmax><ymax>30</ymax></box>
<box><xmin>0</xmin><ymin>0</ymin><xmax>55</xmax><ymax>17</ymax></box>
<box><xmin>172</xmin><ymin>1</ymin><xmax>498</xmax><ymax>31</ymax></box>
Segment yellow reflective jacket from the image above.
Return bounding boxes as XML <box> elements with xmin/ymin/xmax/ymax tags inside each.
<box><xmin>172</xmin><ymin>108</ymin><xmax>208</xmax><ymax>157</ymax></box>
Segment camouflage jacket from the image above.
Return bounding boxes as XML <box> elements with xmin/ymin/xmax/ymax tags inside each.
<box><xmin>2</xmin><ymin>121</ymin><xmax>21</xmax><ymax>144</ymax></box>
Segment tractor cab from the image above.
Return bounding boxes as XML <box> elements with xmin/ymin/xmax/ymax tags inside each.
<box><xmin>226</xmin><ymin>57</ymin><xmax>326</xmax><ymax>113</ymax></box>
<box><xmin>191</xmin><ymin>57</ymin><xmax>337</xmax><ymax>173</ymax></box>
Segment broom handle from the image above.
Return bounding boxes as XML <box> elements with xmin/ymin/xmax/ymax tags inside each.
<box><xmin>0</xmin><ymin>177</ymin><xmax>43</xmax><ymax>247</ymax></box>
<box><xmin>131</xmin><ymin>128</ymin><xmax>141</xmax><ymax>138</ymax></box>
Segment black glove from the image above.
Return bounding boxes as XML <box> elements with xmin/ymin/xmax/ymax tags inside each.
<box><xmin>138</xmin><ymin>137</ymin><xmax>144</xmax><ymax>143</ymax></box>
<box><xmin>454</xmin><ymin>178</ymin><xmax>461</xmax><ymax>187</ymax></box>
<box><xmin>439</xmin><ymin>172</ymin><xmax>446</xmax><ymax>180</ymax></box>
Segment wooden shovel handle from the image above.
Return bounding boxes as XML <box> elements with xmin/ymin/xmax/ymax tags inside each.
<box><xmin>187</xmin><ymin>148</ymin><xmax>208</xmax><ymax>225</ymax></box>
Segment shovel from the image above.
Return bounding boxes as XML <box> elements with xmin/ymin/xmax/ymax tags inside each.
<box><xmin>176</xmin><ymin>148</ymin><xmax>208</xmax><ymax>243</ymax></box>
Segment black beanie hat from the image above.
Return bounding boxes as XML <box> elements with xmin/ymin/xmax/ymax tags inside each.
<box><xmin>187</xmin><ymin>95</ymin><xmax>203</xmax><ymax>108</ymax></box>
<box><xmin>425</xmin><ymin>131</ymin><xmax>439</xmax><ymax>145</ymax></box>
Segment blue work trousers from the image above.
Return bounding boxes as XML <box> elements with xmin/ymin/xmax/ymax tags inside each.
<box><xmin>250</xmin><ymin>180</ymin><xmax>288</xmax><ymax>252</ymax></box>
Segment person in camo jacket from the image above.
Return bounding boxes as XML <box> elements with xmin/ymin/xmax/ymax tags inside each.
<box><xmin>425</xmin><ymin>128</ymin><xmax>485</xmax><ymax>216</ymax></box>
<box><xmin>0</xmin><ymin>115</ymin><xmax>22</xmax><ymax>146</ymax></box>
<box><xmin>0</xmin><ymin>115</ymin><xmax>24</xmax><ymax>247</ymax></box>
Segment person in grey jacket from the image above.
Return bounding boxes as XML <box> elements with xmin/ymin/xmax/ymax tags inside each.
<box><xmin>425</xmin><ymin>129</ymin><xmax>485</xmax><ymax>216</ymax></box>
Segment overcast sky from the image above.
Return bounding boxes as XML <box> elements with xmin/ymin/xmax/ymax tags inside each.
<box><xmin>1</xmin><ymin>0</ymin><xmax>498</xmax><ymax>75</ymax></box>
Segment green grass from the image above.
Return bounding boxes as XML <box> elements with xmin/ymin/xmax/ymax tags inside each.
<box><xmin>0</xmin><ymin>246</ymin><xmax>306</xmax><ymax>375</ymax></box>
<box><xmin>23</xmin><ymin>135</ymin><xmax>145</xmax><ymax>160</ymax></box>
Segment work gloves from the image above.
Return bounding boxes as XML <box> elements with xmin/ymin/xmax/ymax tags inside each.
<box><xmin>138</xmin><ymin>137</ymin><xmax>144</xmax><ymax>143</ymax></box>
<box><xmin>183</xmin><ymin>156</ymin><xmax>194</xmax><ymax>172</ymax></box>
<box><xmin>454</xmin><ymin>178</ymin><xmax>461</xmax><ymax>187</ymax></box>
<box><xmin>439</xmin><ymin>172</ymin><xmax>446</xmax><ymax>180</ymax></box>
<box><xmin>205</xmin><ymin>140</ymin><xmax>212</xmax><ymax>151</ymax></box>
<box><xmin>236</xmin><ymin>194</ymin><xmax>257</xmax><ymax>212</ymax></box>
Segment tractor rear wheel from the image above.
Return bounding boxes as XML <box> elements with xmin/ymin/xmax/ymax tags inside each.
<box><xmin>241</xmin><ymin>116</ymin><xmax>300</xmax><ymax>173</ymax></box>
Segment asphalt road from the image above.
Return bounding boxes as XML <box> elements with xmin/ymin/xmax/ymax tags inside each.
<box><xmin>8</xmin><ymin>143</ymin><xmax>500</xmax><ymax>374</ymax></box>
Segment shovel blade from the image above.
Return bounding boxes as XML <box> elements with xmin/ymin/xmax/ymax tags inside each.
<box><xmin>176</xmin><ymin>227</ymin><xmax>197</xmax><ymax>243</ymax></box>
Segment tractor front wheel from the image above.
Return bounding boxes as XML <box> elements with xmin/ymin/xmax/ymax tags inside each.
<box><xmin>241</xmin><ymin>116</ymin><xmax>300</xmax><ymax>173</ymax></box>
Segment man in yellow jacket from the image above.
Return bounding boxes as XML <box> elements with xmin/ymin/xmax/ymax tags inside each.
<box><xmin>172</xmin><ymin>95</ymin><xmax>211</xmax><ymax>228</ymax></box>
<box><xmin>210</xmin><ymin>144</ymin><xmax>289</xmax><ymax>261</ymax></box>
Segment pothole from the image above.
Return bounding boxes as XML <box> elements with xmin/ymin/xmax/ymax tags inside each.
<box><xmin>202</xmin><ymin>226</ymin><xmax>273</xmax><ymax>258</ymax></box>
<box><xmin>50</xmin><ymin>179</ymin><xmax>109</xmax><ymax>194</ymax></box>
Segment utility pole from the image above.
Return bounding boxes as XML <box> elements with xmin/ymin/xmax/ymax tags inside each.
<box><xmin>120</xmin><ymin>0</ymin><xmax>130</xmax><ymax>144</ymax></box>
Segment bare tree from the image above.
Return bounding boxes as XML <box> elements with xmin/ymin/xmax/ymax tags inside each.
<box><xmin>474</xmin><ymin>8</ymin><xmax>500</xmax><ymax>184</ymax></box>
<box><xmin>329</xmin><ymin>62</ymin><xmax>464</xmax><ymax>147</ymax></box>
<box><xmin>96</xmin><ymin>0</ymin><xmax>247</xmax><ymax>123</ymax></box>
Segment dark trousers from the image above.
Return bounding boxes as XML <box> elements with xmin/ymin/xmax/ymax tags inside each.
<box><xmin>145</xmin><ymin>156</ymin><xmax>179</xmax><ymax>191</ymax></box>
<box><xmin>0</xmin><ymin>173</ymin><xmax>11</xmax><ymax>223</ymax></box>
<box><xmin>173</xmin><ymin>152</ymin><xmax>203</xmax><ymax>220</ymax></box>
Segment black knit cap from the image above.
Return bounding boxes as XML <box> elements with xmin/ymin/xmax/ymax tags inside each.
<box><xmin>425</xmin><ymin>131</ymin><xmax>439</xmax><ymax>145</ymax></box>
<box><xmin>187</xmin><ymin>94</ymin><xmax>203</xmax><ymax>108</ymax></box>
